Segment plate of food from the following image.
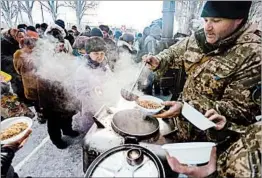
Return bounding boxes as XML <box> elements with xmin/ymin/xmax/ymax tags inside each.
<box><xmin>135</xmin><ymin>95</ymin><xmax>165</xmax><ymax>115</ymax></box>
<box><xmin>0</xmin><ymin>116</ymin><xmax>32</xmax><ymax>145</ymax></box>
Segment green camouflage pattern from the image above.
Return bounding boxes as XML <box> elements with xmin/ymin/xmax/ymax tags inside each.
<box><xmin>217</xmin><ymin>122</ymin><xmax>261</xmax><ymax>178</ymax></box>
<box><xmin>155</xmin><ymin>23</ymin><xmax>261</xmax><ymax>129</ymax></box>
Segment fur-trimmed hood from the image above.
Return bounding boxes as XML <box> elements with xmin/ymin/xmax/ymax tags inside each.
<box><xmin>44</xmin><ymin>23</ymin><xmax>66</xmax><ymax>38</ymax></box>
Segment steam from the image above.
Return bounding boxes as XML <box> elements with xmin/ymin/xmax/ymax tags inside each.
<box><xmin>31</xmin><ymin>38</ymin><xmax>149</xmax><ymax>116</ymax></box>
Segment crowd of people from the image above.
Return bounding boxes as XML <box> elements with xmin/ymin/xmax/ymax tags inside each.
<box><xmin>1</xmin><ymin>1</ymin><xmax>261</xmax><ymax>178</ymax></box>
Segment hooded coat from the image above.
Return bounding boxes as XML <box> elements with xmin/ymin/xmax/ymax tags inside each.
<box><xmin>44</xmin><ymin>24</ymin><xmax>73</xmax><ymax>54</ymax></box>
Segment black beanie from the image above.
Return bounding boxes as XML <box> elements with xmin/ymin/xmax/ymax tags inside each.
<box><xmin>55</xmin><ymin>19</ymin><xmax>65</xmax><ymax>29</ymax></box>
<box><xmin>90</xmin><ymin>27</ymin><xmax>103</xmax><ymax>37</ymax></box>
<box><xmin>85</xmin><ymin>36</ymin><xmax>107</xmax><ymax>54</ymax></box>
<box><xmin>201</xmin><ymin>1</ymin><xmax>252</xmax><ymax>19</ymax></box>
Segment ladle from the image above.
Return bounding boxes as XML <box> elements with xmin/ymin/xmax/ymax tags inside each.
<box><xmin>121</xmin><ymin>62</ymin><xmax>148</xmax><ymax>101</ymax></box>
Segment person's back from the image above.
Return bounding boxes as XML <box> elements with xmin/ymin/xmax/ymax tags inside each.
<box><xmin>13</xmin><ymin>38</ymin><xmax>38</xmax><ymax>101</ymax></box>
<box><xmin>135</xmin><ymin>27</ymin><xmax>150</xmax><ymax>63</ymax></box>
<box><xmin>104</xmin><ymin>38</ymin><xmax>119</xmax><ymax>71</ymax></box>
<box><xmin>144</xmin><ymin>25</ymin><xmax>162</xmax><ymax>55</ymax></box>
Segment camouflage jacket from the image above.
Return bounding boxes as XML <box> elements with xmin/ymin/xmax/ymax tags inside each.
<box><xmin>155</xmin><ymin>23</ymin><xmax>261</xmax><ymax>127</ymax></box>
<box><xmin>217</xmin><ymin>121</ymin><xmax>261</xmax><ymax>178</ymax></box>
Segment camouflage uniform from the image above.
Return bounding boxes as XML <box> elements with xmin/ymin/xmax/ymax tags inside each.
<box><xmin>216</xmin><ymin>121</ymin><xmax>261</xmax><ymax>178</ymax></box>
<box><xmin>154</xmin><ymin>23</ymin><xmax>261</xmax><ymax>141</ymax></box>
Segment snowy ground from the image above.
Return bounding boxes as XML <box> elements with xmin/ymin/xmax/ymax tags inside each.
<box><xmin>12</xmin><ymin>109</ymin><xmax>86</xmax><ymax>177</ymax></box>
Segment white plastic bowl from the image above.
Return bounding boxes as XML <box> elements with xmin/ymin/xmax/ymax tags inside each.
<box><xmin>162</xmin><ymin>142</ymin><xmax>215</xmax><ymax>164</ymax></box>
<box><xmin>1</xmin><ymin>116</ymin><xmax>32</xmax><ymax>145</ymax></box>
<box><xmin>135</xmin><ymin>95</ymin><xmax>165</xmax><ymax>115</ymax></box>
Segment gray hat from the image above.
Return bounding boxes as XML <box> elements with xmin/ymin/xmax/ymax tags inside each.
<box><xmin>121</xmin><ymin>33</ymin><xmax>135</xmax><ymax>43</ymax></box>
<box><xmin>73</xmin><ymin>36</ymin><xmax>89</xmax><ymax>49</ymax></box>
<box><xmin>85</xmin><ymin>36</ymin><xmax>107</xmax><ymax>54</ymax></box>
<box><xmin>150</xmin><ymin>25</ymin><xmax>161</xmax><ymax>37</ymax></box>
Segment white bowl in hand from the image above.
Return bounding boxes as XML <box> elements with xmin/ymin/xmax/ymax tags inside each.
<box><xmin>135</xmin><ymin>95</ymin><xmax>165</xmax><ymax>115</ymax></box>
<box><xmin>1</xmin><ymin>116</ymin><xmax>32</xmax><ymax>145</ymax></box>
<box><xmin>162</xmin><ymin>142</ymin><xmax>215</xmax><ymax>164</ymax></box>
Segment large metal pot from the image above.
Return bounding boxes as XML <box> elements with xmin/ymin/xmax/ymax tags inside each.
<box><xmin>85</xmin><ymin>144</ymin><xmax>165</xmax><ymax>177</ymax></box>
<box><xmin>111</xmin><ymin>109</ymin><xmax>160</xmax><ymax>142</ymax></box>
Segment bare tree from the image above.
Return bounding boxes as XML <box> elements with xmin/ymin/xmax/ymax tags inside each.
<box><xmin>39</xmin><ymin>1</ymin><xmax>45</xmax><ymax>23</ymax></box>
<box><xmin>39</xmin><ymin>0</ymin><xmax>62</xmax><ymax>21</ymax></box>
<box><xmin>175</xmin><ymin>1</ymin><xmax>204</xmax><ymax>35</ymax></box>
<box><xmin>65</xmin><ymin>1</ymin><xmax>99</xmax><ymax>29</ymax></box>
<box><xmin>1</xmin><ymin>1</ymin><xmax>19</xmax><ymax>27</ymax></box>
<box><xmin>18</xmin><ymin>0</ymin><xmax>35</xmax><ymax>25</ymax></box>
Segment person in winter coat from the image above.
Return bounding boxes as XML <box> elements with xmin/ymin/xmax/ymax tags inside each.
<box><xmin>13</xmin><ymin>37</ymin><xmax>45</xmax><ymax>123</ymax></box>
<box><xmin>44</xmin><ymin>23</ymin><xmax>73</xmax><ymax>54</ymax></box>
<box><xmin>1</xmin><ymin>29</ymin><xmax>26</xmax><ymax>102</ymax></box>
<box><xmin>143</xmin><ymin>25</ymin><xmax>163</xmax><ymax>95</ymax></box>
<box><xmin>117</xmin><ymin>33</ymin><xmax>137</xmax><ymax>56</ymax></box>
<box><xmin>135</xmin><ymin>26</ymin><xmax>150</xmax><ymax>63</ymax></box>
<box><xmin>100</xmin><ymin>26</ymin><xmax>119</xmax><ymax>71</ymax></box>
<box><xmin>37</xmin><ymin>77</ymin><xmax>79</xmax><ymax>149</ymax></box>
<box><xmin>72</xmin><ymin>25</ymin><xmax>80</xmax><ymax>37</ymax></box>
<box><xmin>72</xmin><ymin>36</ymin><xmax>89</xmax><ymax>63</ymax></box>
<box><xmin>73</xmin><ymin>36</ymin><xmax>109</xmax><ymax>133</ymax></box>
<box><xmin>55</xmin><ymin>19</ymin><xmax>75</xmax><ymax>46</ymax></box>
<box><xmin>79</xmin><ymin>25</ymin><xmax>91</xmax><ymax>37</ymax></box>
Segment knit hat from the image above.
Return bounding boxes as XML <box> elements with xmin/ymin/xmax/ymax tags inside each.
<box><xmin>55</xmin><ymin>19</ymin><xmax>65</xmax><ymax>29</ymax></box>
<box><xmin>72</xmin><ymin>36</ymin><xmax>89</xmax><ymax>49</ymax></box>
<box><xmin>99</xmin><ymin>25</ymin><xmax>110</xmax><ymax>33</ymax></box>
<box><xmin>121</xmin><ymin>33</ymin><xmax>134</xmax><ymax>43</ymax></box>
<box><xmin>150</xmin><ymin>25</ymin><xmax>161</xmax><ymax>37</ymax></box>
<box><xmin>114</xmin><ymin>30</ymin><xmax>122</xmax><ymax>40</ymax></box>
<box><xmin>201</xmin><ymin>1</ymin><xmax>252</xmax><ymax>19</ymax></box>
<box><xmin>85</xmin><ymin>36</ymin><xmax>107</xmax><ymax>54</ymax></box>
<box><xmin>90</xmin><ymin>27</ymin><xmax>103</xmax><ymax>37</ymax></box>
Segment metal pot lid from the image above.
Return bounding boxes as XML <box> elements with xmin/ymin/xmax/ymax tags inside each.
<box><xmin>112</xmin><ymin>109</ymin><xmax>159</xmax><ymax>137</ymax></box>
<box><xmin>85</xmin><ymin>144</ymin><xmax>165</xmax><ymax>177</ymax></box>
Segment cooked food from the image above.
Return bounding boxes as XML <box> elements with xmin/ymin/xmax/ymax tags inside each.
<box><xmin>137</xmin><ymin>100</ymin><xmax>162</xmax><ymax>109</ymax></box>
<box><xmin>0</xmin><ymin>122</ymin><xmax>28</xmax><ymax>140</ymax></box>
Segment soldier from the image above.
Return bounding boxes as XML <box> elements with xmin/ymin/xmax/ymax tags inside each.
<box><xmin>143</xmin><ymin>1</ymin><xmax>261</xmax><ymax>142</ymax></box>
<box><xmin>166</xmin><ymin>109</ymin><xmax>261</xmax><ymax>178</ymax></box>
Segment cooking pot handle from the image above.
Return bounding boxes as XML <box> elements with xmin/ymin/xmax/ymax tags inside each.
<box><xmin>124</xmin><ymin>136</ymin><xmax>139</xmax><ymax>144</ymax></box>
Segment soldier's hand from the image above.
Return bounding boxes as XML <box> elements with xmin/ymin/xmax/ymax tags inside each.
<box><xmin>142</xmin><ymin>54</ymin><xmax>160</xmax><ymax>70</ymax></box>
<box><xmin>153</xmin><ymin>101</ymin><xmax>183</xmax><ymax>118</ymax></box>
<box><xmin>205</xmin><ymin>109</ymin><xmax>226</xmax><ymax>130</ymax></box>
<box><xmin>166</xmin><ymin>147</ymin><xmax>217</xmax><ymax>177</ymax></box>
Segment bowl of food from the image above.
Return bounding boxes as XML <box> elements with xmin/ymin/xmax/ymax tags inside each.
<box><xmin>0</xmin><ymin>116</ymin><xmax>32</xmax><ymax>145</ymax></box>
<box><xmin>135</xmin><ymin>95</ymin><xmax>164</xmax><ymax>115</ymax></box>
<box><xmin>162</xmin><ymin>142</ymin><xmax>215</xmax><ymax>164</ymax></box>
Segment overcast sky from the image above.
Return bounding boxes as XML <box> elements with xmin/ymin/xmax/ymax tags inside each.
<box><xmin>28</xmin><ymin>1</ymin><xmax>163</xmax><ymax>31</ymax></box>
